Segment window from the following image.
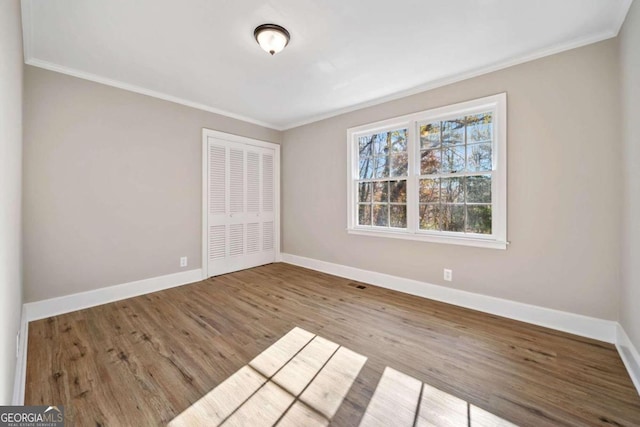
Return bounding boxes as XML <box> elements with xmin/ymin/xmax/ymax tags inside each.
<box><xmin>347</xmin><ymin>94</ymin><xmax>507</xmax><ymax>249</ymax></box>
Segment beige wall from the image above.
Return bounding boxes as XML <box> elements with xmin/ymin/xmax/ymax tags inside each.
<box><xmin>620</xmin><ymin>1</ymin><xmax>640</xmax><ymax>353</ymax></box>
<box><xmin>0</xmin><ymin>0</ymin><xmax>24</xmax><ymax>404</ymax></box>
<box><xmin>282</xmin><ymin>39</ymin><xmax>621</xmax><ymax>320</ymax></box>
<box><xmin>23</xmin><ymin>66</ymin><xmax>281</xmax><ymax>302</ymax></box>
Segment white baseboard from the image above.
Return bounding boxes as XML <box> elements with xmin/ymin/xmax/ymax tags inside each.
<box><xmin>24</xmin><ymin>269</ymin><xmax>203</xmax><ymax>322</ymax></box>
<box><xmin>616</xmin><ymin>324</ymin><xmax>640</xmax><ymax>395</ymax></box>
<box><xmin>12</xmin><ymin>308</ymin><xmax>29</xmax><ymax>405</ymax></box>
<box><xmin>280</xmin><ymin>253</ymin><xmax>617</xmax><ymax>343</ymax></box>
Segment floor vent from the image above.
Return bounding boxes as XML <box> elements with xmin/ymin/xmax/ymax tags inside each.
<box><xmin>356</xmin><ymin>285</ymin><xmax>366</xmax><ymax>289</ymax></box>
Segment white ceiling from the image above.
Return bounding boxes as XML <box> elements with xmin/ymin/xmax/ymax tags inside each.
<box><xmin>22</xmin><ymin>0</ymin><xmax>632</xmax><ymax>130</ymax></box>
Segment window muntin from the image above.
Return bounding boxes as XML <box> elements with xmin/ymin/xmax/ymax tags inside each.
<box><xmin>347</xmin><ymin>94</ymin><xmax>507</xmax><ymax>249</ymax></box>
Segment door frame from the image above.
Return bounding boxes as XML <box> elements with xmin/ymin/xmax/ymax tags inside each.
<box><xmin>201</xmin><ymin>128</ymin><xmax>281</xmax><ymax>280</ymax></box>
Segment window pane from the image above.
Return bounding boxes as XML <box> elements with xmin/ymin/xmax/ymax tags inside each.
<box><xmin>466</xmin><ymin>113</ymin><xmax>492</xmax><ymax>143</ymax></box>
<box><xmin>390</xmin><ymin>205</ymin><xmax>407</xmax><ymax>228</ymax></box>
<box><xmin>390</xmin><ymin>153</ymin><xmax>408</xmax><ymax>177</ymax></box>
<box><xmin>374</xmin><ymin>156</ymin><xmax>389</xmax><ymax>178</ymax></box>
<box><xmin>467</xmin><ymin>143</ymin><xmax>492</xmax><ymax>172</ymax></box>
<box><xmin>419</xmin><ymin>204</ymin><xmax>439</xmax><ymax>230</ymax></box>
<box><xmin>358</xmin><ymin>182</ymin><xmax>372</xmax><ymax>203</ymax></box>
<box><xmin>420</xmin><ymin>122</ymin><xmax>441</xmax><ymax>149</ymax></box>
<box><xmin>390</xmin><ymin>180</ymin><xmax>406</xmax><ymax>203</ymax></box>
<box><xmin>441</xmin><ymin>145</ymin><xmax>465</xmax><ymax>173</ymax></box>
<box><xmin>358</xmin><ymin>204</ymin><xmax>371</xmax><ymax>226</ymax></box>
<box><xmin>440</xmin><ymin>177</ymin><xmax>464</xmax><ymax>203</ymax></box>
<box><xmin>442</xmin><ymin>120</ymin><xmax>464</xmax><ymax>146</ymax></box>
<box><xmin>441</xmin><ymin>204</ymin><xmax>465</xmax><ymax>232</ymax></box>
<box><xmin>372</xmin><ymin>181</ymin><xmax>389</xmax><ymax>202</ymax></box>
<box><xmin>373</xmin><ymin>133</ymin><xmax>390</xmax><ymax>157</ymax></box>
<box><xmin>391</xmin><ymin>130</ymin><xmax>408</xmax><ymax>153</ymax></box>
<box><xmin>419</xmin><ymin>178</ymin><xmax>440</xmax><ymax>203</ymax></box>
<box><xmin>373</xmin><ymin>204</ymin><xmax>389</xmax><ymax>227</ymax></box>
<box><xmin>359</xmin><ymin>135</ymin><xmax>373</xmax><ymax>157</ymax></box>
<box><xmin>466</xmin><ymin>175</ymin><xmax>491</xmax><ymax>203</ymax></box>
<box><xmin>359</xmin><ymin>157</ymin><xmax>373</xmax><ymax>179</ymax></box>
<box><xmin>467</xmin><ymin>205</ymin><xmax>492</xmax><ymax>234</ymax></box>
<box><xmin>420</xmin><ymin>149</ymin><xmax>441</xmax><ymax>175</ymax></box>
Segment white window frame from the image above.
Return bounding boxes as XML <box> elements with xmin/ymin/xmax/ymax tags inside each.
<box><xmin>346</xmin><ymin>93</ymin><xmax>507</xmax><ymax>250</ymax></box>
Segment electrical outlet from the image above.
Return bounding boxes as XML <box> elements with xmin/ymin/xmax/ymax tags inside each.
<box><xmin>444</xmin><ymin>268</ymin><xmax>453</xmax><ymax>282</ymax></box>
<box><xmin>180</xmin><ymin>256</ymin><xmax>188</xmax><ymax>267</ymax></box>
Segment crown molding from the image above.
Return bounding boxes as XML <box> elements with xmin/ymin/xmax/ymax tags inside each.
<box><xmin>25</xmin><ymin>58</ymin><xmax>284</xmax><ymax>131</ymax></box>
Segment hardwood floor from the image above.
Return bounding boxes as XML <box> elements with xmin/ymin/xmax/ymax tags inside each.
<box><xmin>25</xmin><ymin>263</ymin><xmax>640</xmax><ymax>426</ymax></box>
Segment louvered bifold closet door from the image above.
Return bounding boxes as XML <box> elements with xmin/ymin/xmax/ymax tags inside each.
<box><xmin>261</xmin><ymin>151</ymin><xmax>275</xmax><ymax>253</ymax></box>
<box><xmin>207</xmin><ymin>137</ymin><xmax>276</xmax><ymax>277</ymax></box>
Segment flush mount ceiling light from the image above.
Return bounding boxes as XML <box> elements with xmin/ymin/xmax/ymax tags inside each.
<box><xmin>254</xmin><ymin>24</ymin><xmax>290</xmax><ymax>56</ymax></box>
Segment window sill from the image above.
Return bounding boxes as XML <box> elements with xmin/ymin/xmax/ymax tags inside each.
<box><xmin>346</xmin><ymin>228</ymin><xmax>508</xmax><ymax>250</ymax></box>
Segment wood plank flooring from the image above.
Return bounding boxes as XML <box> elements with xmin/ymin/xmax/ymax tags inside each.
<box><xmin>25</xmin><ymin>263</ymin><xmax>640</xmax><ymax>426</ymax></box>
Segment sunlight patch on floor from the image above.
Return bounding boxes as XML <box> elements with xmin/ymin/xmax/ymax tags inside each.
<box><xmin>359</xmin><ymin>367</ymin><xmax>516</xmax><ymax>427</ymax></box>
<box><xmin>169</xmin><ymin>327</ymin><xmax>367</xmax><ymax>426</ymax></box>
